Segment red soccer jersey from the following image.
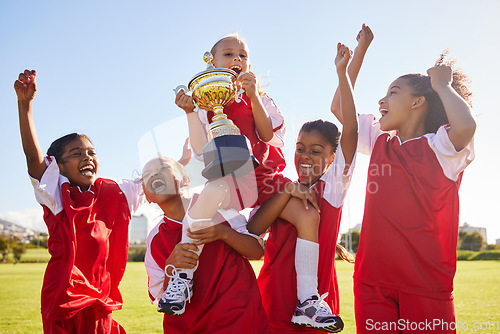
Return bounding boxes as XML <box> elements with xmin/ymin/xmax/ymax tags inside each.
<box><xmin>353</xmin><ymin>114</ymin><xmax>475</xmax><ymax>299</ymax></box>
<box><xmin>31</xmin><ymin>157</ymin><xmax>143</xmax><ymax>320</ymax></box>
<box><xmin>145</xmin><ymin>205</ymin><xmax>270</xmax><ymax>334</ymax></box>
<box><xmin>256</xmin><ymin>145</ymin><xmax>354</xmax><ymax>334</ymax></box>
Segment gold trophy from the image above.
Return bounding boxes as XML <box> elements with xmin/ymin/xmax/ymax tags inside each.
<box><xmin>176</xmin><ymin>52</ymin><xmax>258</xmax><ymax>180</ymax></box>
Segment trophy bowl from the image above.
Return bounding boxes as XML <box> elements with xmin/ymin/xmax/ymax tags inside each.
<box><xmin>188</xmin><ymin>69</ymin><xmax>237</xmax><ymax>112</ymax></box>
<box><xmin>178</xmin><ymin>52</ymin><xmax>259</xmax><ymax>180</ymax></box>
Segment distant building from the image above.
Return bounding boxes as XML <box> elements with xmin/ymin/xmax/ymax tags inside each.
<box><xmin>459</xmin><ymin>222</ymin><xmax>487</xmax><ymax>243</ymax></box>
<box><xmin>129</xmin><ymin>214</ymin><xmax>148</xmax><ymax>244</ymax></box>
<box><xmin>496</xmin><ymin>239</ymin><xmax>500</xmax><ymax>246</ymax></box>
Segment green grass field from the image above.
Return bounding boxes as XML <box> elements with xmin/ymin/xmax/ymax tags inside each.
<box><xmin>0</xmin><ymin>261</ymin><xmax>499</xmax><ymax>333</ymax></box>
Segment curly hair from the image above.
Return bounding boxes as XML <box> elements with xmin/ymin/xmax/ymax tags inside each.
<box><xmin>299</xmin><ymin>119</ymin><xmax>340</xmax><ymax>152</ymax></box>
<box><xmin>398</xmin><ymin>51</ymin><xmax>473</xmax><ymax>133</ymax></box>
<box><xmin>47</xmin><ymin>133</ymin><xmax>93</xmax><ymax>163</ymax></box>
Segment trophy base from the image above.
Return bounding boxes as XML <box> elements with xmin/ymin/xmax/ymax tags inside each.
<box><xmin>202</xmin><ymin>135</ymin><xmax>259</xmax><ymax>180</ymax></box>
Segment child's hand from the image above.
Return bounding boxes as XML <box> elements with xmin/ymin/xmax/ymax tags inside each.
<box><xmin>335</xmin><ymin>43</ymin><xmax>351</xmax><ymax>73</ymax></box>
<box><xmin>187</xmin><ymin>224</ymin><xmax>230</xmax><ymax>245</ymax></box>
<box><xmin>285</xmin><ymin>182</ymin><xmax>320</xmax><ymax>212</ymax></box>
<box><xmin>237</xmin><ymin>72</ymin><xmax>259</xmax><ymax>100</ymax></box>
<box><xmin>356</xmin><ymin>23</ymin><xmax>374</xmax><ymax>52</ymax></box>
<box><xmin>14</xmin><ymin>69</ymin><xmax>37</xmax><ymax>102</ymax></box>
<box><xmin>427</xmin><ymin>65</ymin><xmax>452</xmax><ymax>90</ymax></box>
<box><xmin>175</xmin><ymin>90</ymin><xmax>196</xmax><ymax>114</ymax></box>
<box><xmin>178</xmin><ymin>138</ymin><xmax>192</xmax><ymax>166</ymax></box>
<box><xmin>165</xmin><ymin>243</ymin><xmax>199</xmax><ymax>274</ymax></box>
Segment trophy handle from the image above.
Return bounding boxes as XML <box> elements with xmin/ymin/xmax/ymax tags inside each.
<box><xmin>173</xmin><ymin>85</ymin><xmax>190</xmax><ymax>95</ymax></box>
<box><xmin>235</xmin><ymin>88</ymin><xmax>245</xmax><ymax>103</ymax></box>
<box><xmin>173</xmin><ymin>84</ymin><xmax>200</xmax><ymax>110</ymax></box>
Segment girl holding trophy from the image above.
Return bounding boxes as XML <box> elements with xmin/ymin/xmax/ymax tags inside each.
<box><xmin>169</xmin><ymin>34</ymin><xmax>341</xmax><ymax>328</ymax></box>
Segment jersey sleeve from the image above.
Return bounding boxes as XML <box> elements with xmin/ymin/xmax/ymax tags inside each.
<box><xmin>358</xmin><ymin>114</ymin><xmax>392</xmax><ymax>156</ymax></box>
<box><xmin>259</xmin><ymin>94</ymin><xmax>285</xmax><ymax>148</ymax></box>
<box><xmin>30</xmin><ymin>156</ymin><xmax>67</xmax><ymax>215</ymax></box>
<box><xmin>427</xmin><ymin>125</ymin><xmax>475</xmax><ymax>181</ymax></box>
<box><xmin>144</xmin><ymin>221</ymin><xmax>166</xmax><ymax>303</ymax></box>
<box><xmin>320</xmin><ymin>143</ymin><xmax>356</xmax><ymax>208</ymax></box>
<box><xmin>112</xmin><ymin>178</ymin><xmax>145</xmax><ymax>214</ymax></box>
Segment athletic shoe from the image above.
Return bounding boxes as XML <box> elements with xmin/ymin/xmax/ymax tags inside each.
<box><xmin>291</xmin><ymin>293</ymin><xmax>344</xmax><ymax>333</ymax></box>
<box><xmin>157</xmin><ymin>266</ymin><xmax>193</xmax><ymax>315</ymax></box>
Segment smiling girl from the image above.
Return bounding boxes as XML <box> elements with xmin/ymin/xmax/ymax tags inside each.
<box><xmin>163</xmin><ymin>34</ymin><xmax>296</xmax><ymax>316</ymax></box>
<box><xmin>15</xmin><ymin>70</ymin><xmax>143</xmax><ymax>333</ymax></box>
<box><xmin>331</xmin><ymin>52</ymin><xmax>476</xmax><ymax>332</ymax></box>
<box><xmin>142</xmin><ymin>156</ymin><xmax>270</xmax><ymax>333</ymax></box>
<box><xmin>247</xmin><ymin>36</ymin><xmax>366</xmax><ymax>333</ymax></box>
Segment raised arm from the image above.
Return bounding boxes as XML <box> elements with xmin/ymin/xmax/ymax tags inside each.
<box><xmin>427</xmin><ymin>65</ymin><xmax>476</xmax><ymax>151</ymax></box>
<box><xmin>187</xmin><ymin>223</ymin><xmax>264</xmax><ymax>260</ymax></box>
<box><xmin>175</xmin><ymin>90</ymin><xmax>208</xmax><ymax>156</ymax></box>
<box><xmin>331</xmin><ymin>24</ymin><xmax>373</xmax><ymax>123</ymax></box>
<box><xmin>14</xmin><ymin>70</ymin><xmax>46</xmax><ymax>180</ymax></box>
<box><xmin>239</xmin><ymin>72</ymin><xmax>274</xmax><ymax>142</ymax></box>
<box><xmin>335</xmin><ymin>44</ymin><xmax>358</xmax><ymax>166</ymax></box>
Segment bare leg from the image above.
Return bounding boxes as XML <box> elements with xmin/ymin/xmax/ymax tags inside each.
<box><xmin>279</xmin><ymin>197</ymin><xmax>320</xmax><ymax>302</ymax></box>
<box><xmin>188</xmin><ymin>179</ymin><xmax>231</xmax><ymax>219</ymax></box>
<box><xmin>279</xmin><ymin>197</ymin><xmax>320</xmax><ymax>243</ymax></box>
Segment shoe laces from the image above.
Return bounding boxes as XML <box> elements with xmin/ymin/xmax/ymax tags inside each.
<box><xmin>164</xmin><ymin>264</ymin><xmax>192</xmax><ymax>302</ymax></box>
<box><xmin>312</xmin><ymin>292</ymin><xmax>333</xmax><ymax>316</ymax></box>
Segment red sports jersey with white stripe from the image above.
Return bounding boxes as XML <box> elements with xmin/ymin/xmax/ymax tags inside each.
<box><xmin>145</xmin><ymin>208</ymin><xmax>270</xmax><ymax>334</ymax></box>
<box><xmin>31</xmin><ymin>157</ymin><xmax>143</xmax><ymax>320</ymax></box>
<box><xmin>353</xmin><ymin>114</ymin><xmax>475</xmax><ymax>299</ymax></box>
<box><xmin>257</xmin><ymin>144</ymin><xmax>355</xmax><ymax>333</ymax></box>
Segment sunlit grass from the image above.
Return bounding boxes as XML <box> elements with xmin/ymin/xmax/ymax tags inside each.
<box><xmin>0</xmin><ymin>261</ymin><xmax>498</xmax><ymax>333</ymax></box>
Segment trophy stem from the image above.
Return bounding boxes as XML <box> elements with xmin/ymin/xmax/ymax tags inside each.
<box><xmin>208</xmin><ymin>106</ymin><xmax>241</xmax><ymax>138</ymax></box>
<box><xmin>211</xmin><ymin>106</ymin><xmax>227</xmax><ymax>123</ymax></box>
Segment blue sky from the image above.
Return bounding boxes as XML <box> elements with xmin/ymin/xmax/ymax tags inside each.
<box><xmin>1</xmin><ymin>0</ymin><xmax>499</xmax><ymax>243</ymax></box>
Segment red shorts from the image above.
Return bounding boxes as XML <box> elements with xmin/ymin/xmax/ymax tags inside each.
<box><xmin>42</xmin><ymin>308</ymin><xmax>125</xmax><ymax>334</ymax></box>
<box><xmin>354</xmin><ymin>282</ymin><xmax>456</xmax><ymax>334</ymax></box>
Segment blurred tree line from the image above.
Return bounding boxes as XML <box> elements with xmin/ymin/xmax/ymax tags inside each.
<box><xmin>338</xmin><ymin>229</ymin><xmax>499</xmax><ymax>255</ymax></box>
<box><xmin>0</xmin><ymin>233</ymin><xmax>48</xmax><ymax>263</ymax></box>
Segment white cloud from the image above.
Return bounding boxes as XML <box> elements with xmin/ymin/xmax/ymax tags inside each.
<box><xmin>0</xmin><ymin>209</ymin><xmax>47</xmax><ymax>233</ymax></box>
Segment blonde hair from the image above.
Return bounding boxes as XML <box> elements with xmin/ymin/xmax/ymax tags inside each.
<box><xmin>210</xmin><ymin>34</ymin><xmax>265</xmax><ymax>96</ymax></box>
<box><xmin>210</xmin><ymin>33</ymin><xmax>249</xmax><ymax>57</ymax></box>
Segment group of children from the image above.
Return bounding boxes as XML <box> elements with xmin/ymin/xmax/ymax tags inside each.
<box><xmin>16</xmin><ymin>22</ymin><xmax>476</xmax><ymax>334</ymax></box>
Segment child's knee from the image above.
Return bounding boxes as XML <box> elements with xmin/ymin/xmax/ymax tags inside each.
<box><xmin>198</xmin><ymin>179</ymin><xmax>230</xmax><ymax>205</ymax></box>
<box><xmin>303</xmin><ymin>208</ymin><xmax>320</xmax><ymax>226</ymax></box>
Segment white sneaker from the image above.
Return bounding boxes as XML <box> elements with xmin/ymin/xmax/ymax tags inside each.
<box><xmin>291</xmin><ymin>293</ymin><xmax>344</xmax><ymax>333</ymax></box>
<box><xmin>157</xmin><ymin>265</ymin><xmax>193</xmax><ymax>315</ymax></box>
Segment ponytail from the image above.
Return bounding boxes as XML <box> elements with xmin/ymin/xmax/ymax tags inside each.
<box><xmin>336</xmin><ymin>244</ymin><xmax>355</xmax><ymax>264</ymax></box>
<box><xmin>399</xmin><ymin>51</ymin><xmax>472</xmax><ymax>133</ymax></box>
